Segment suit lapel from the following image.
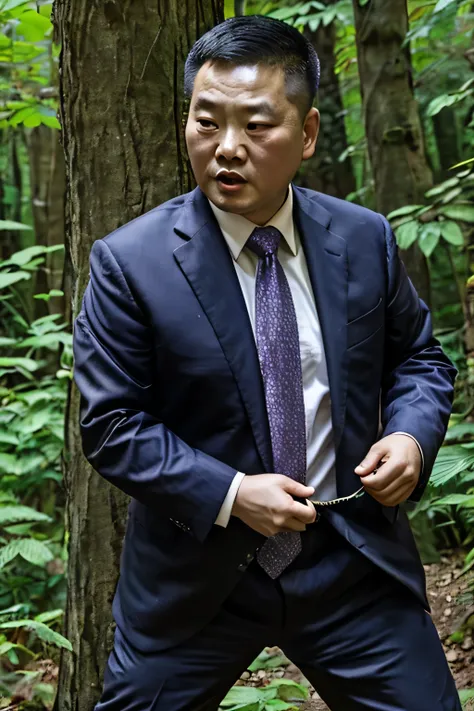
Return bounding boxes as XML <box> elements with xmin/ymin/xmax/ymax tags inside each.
<box><xmin>293</xmin><ymin>186</ymin><xmax>348</xmax><ymax>454</ymax></box>
<box><xmin>173</xmin><ymin>189</ymin><xmax>273</xmax><ymax>472</ymax></box>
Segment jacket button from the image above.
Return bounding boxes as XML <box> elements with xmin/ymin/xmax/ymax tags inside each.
<box><xmin>246</xmin><ymin>553</ymin><xmax>254</xmax><ymax>562</ymax></box>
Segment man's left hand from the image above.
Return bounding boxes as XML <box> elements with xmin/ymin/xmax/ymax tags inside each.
<box><xmin>354</xmin><ymin>434</ymin><xmax>422</xmax><ymax>506</ymax></box>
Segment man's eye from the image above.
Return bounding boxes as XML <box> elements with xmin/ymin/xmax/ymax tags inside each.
<box><xmin>198</xmin><ymin>119</ymin><xmax>217</xmax><ymax>129</ymax></box>
<box><xmin>247</xmin><ymin>123</ymin><xmax>268</xmax><ymax>131</ymax></box>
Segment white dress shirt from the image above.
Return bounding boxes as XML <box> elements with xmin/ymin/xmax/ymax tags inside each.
<box><xmin>209</xmin><ymin>187</ymin><xmax>423</xmax><ymax>527</ymax></box>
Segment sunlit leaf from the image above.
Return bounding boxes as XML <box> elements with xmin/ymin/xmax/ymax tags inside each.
<box><xmin>438</xmin><ymin>204</ymin><xmax>474</xmax><ymax>223</ymax></box>
<box><xmin>0</xmin><ymin>219</ymin><xmax>32</xmax><ymax>231</ymax></box>
<box><xmin>0</xmin><ymin>618</ymin><xmax>72</xmax><ymax>651</ymax></box>
<box><xmin>433</xmin><ymin>0</ymin><xmax>456</xmax><ymax>11</ymax></box>
<box><xmin>440</xmin><ymin>221</ymin><xmax>464</xmax><ymax>246</ymax></box>
<box><xmin>0</xmin><ymin>357</ymin><xmax>37</xmax><ymax>372</ymax></box>
<box><xmin>0</xmin><ymin>506</ymin><xmax>51</xmax><ymax>526</ymax></box>
<box><xmin>425</xmin><ymin>177</ymin><xmax>459</xmax><ymax>198</ymax></box>
<box><xmin>387</xmin><ymin>205</ymin><xmax>424</xmax><ymax>219</ymax></box>
<box><xmin>418</xmin><ymin>223</ymin><xmax>441</xmax><ymax>257</ymax></box>
<box><xmin>395</xmin><ymin>221</ymin><xmax>419</xmax><ymax>250</ymax></box>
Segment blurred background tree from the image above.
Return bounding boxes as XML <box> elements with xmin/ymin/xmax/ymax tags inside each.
<box><xmin>0</xmin><ymin>0</ymin><xmax>473</xmax><ymax>708</ymax></box>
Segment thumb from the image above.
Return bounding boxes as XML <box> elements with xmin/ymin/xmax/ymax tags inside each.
<box><xmin>282</xmin><ymin>478</ymin><xmax>315</xmax><ymax>498</ymax></box>
<box><xmin>355</xmin><ymin>445</ymin><xmax>384</xmax><ymax>476</ymax></box>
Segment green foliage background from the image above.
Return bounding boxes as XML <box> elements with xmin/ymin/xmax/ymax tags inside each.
<box><xmin>0</xmin><ymin>0</ymin><xmax>473</xmax><ymax>708</ymax></box>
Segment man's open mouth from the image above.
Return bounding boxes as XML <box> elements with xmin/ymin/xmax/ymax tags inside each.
<box><xmin>216</xmin><ymin>173</ymin><xmax>247</xmax><ymax>186</ymax></box>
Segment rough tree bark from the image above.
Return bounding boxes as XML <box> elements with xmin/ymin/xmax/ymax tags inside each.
<box><xmin>298</xmin><ymin>6</ymin><xmax>356</xmax><ymax>199</ymax></box>
<box><xmin>27</xmin><ymin>125</ymin><xmax>66</xmax><ymax>317</ymax></box>
<box><xmin>352</xmin><ymin>0</ymin><xmax>432</xmax><ymax>305</ymax></box>
<box><xmin>52</xmin><ymin>2</ymin><xmax>224</xmax><ymax>709</ymax></box>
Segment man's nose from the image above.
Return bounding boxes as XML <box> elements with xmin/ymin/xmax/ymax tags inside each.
<box><xmin>215</xmin><ymin>129</ymin><xmax>246</xmax><ymax>162</ymax></box>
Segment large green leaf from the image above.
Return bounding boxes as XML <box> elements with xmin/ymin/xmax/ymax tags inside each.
<box><xmin>435</xmin><ymin>494</ymin><xmax>474</xmax><ymax>507</ymax></box>
<box><xmin>4</xmin><ymin>245</ymin><xmax>46</xmax><ymax>266</ymax></box>
<box><xmin>438</xmin><ymin>204</ymin><xmax>474</xmax><ymax>223</ymax></box>
<box><xmin>0</xmin><ymin>219</ymin><xmax>32</xmax><ymax>231</ymax></box>
<box><xmin>440</xmin><ymin>221</ymin><xmax>464</xmax><ymax>246</ymax></box>
<box><xmin>0</xmin><ymin>452</ymin><xmax>18</xmax><ymax>475</ymax></box>
<box><xmin>434</xmin><ymin>0</ymin><xmax>456</xmax><ymax>11</ymax></box>
<box><xmin>418</xmin><ymin>223</ymin><xmax>441</xmax><ymax>257</ymax></box>
<box><xmin>0</xmin><ymin>271</ymin><xmax>31</xmax><ymax>289</ymax></box>
<box><xmin>17</xmin><ymin>8</ymin><xmax>52</xmax><ymax>41</ymax></box>
<box><xmin>0</xmin><ymin>537</ymin><xmax>53</xmax><ymax>569</ymax></box>
<box><xmin>431</xmin><ymin>446</ymin><xmax>474</xmax><ymax>487</ymax></box>
<box><xmin>0</xmin><ymin>357</ymin><xmax>38</xmax><ymax>372</ymax></box>
<box><xmin>267</xmin><ymin>680</ymin><xmax>307</xmax><ymax>702</ymax></box>
<box><xmin>0</xmin><ymin>619</ymin><xmax>72</xmax><ymax>651</ymax></box>
<box><xmin>425</xmin><ymin>177</ymin><xmax>459</xmax><ymax>198</ymax></box>
<box><xmin>0</xmin><ymin>506</ymin><xmax>51</xmax><ymax>526</ymax></box>
<box><xmin>221</xmin><ymin>686</ymin><xmax>277</xmax><ymax>708</ymax></box>
<box><xmin>387</xmin><ymin>204</ymin><xmax>424</xmax><ymax>220</ymax></box>
<box><xmin>395</xmin><ymin>221</ymin><xmax>419</xmax><ymax>250</ymax></box>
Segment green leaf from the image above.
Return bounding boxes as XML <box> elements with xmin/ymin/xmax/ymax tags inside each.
<box><xmin>0</xmin><ymin>219</ymin><xmax>32</xmax><ymax>231</ymax></box>
<box><xmin>267</xmin><ymin>680</ymin><xmax>308</xmax><ymax>702</ymax></box>
<box><xmin>221</xmin><ymin>686</ymin><xmax>278</xmax><ymax>708</ymax></box>
<box><xmin>426</xmin><ymin>94</ymin><xmax>457</xmax><ymax>117</ymax></box>
<box><xmin>35</xmin><ymin>609</ymin><xmax>63</xmax><ymax>624</ymax></box>
<box><xmin>0</xmin><ymin>271</ymin><xmax>31</xmax><ymax>290</ymax></box>
<box><xmin>41</xmin><ymin>114</ymin><xmax>61</xmax><ymax>129</ymax></box>
<box><xmin>0</xmin><ymin>336</ymin><xmax>17</xmax><ymax>346</ymax></box>
<box><xmin>4</xmin><ymin>245</ymin><xmax>46</xmax><ymax>266</ymax></box>
<box><xmin>435</xmin><ymin>494</ymin><xmax>474</xmax><ymax>507</ymax></box>
<box><xmin>0</xmin><ymin>506</ymin><xmax>51</xmax><ymax>526</ymax></box>
<box><xmin>0</xmin><ymin>452</ymin><xmax>18</xmax><ymax>474</ymax></box>
<box><xmin>359</xmin><ymin>0</ymin><xmax>370</xmax><ymax>5</ymax></box>
<box><xmin>433</xmin><ymin>0</ymin><xmax>456</xmax><ymax>11</ymax></box>
<box><xmin>425</xmin><ymin>177</ymin><xmax>459</xmax><ymax>198</ymax></box>
<box><xmin>265</xmin><ymin>701</ymin><xmax>297</xmax><ymax>710</ymax></box>
<box><xmin>459</xmin><ymin>689</ymin><xmax>474</xmax><ymax>705</ymax></box>
<box><xmin>395</xmin><ymin>221</ymin><xmax>419</xmax><ymax>250</ymax></box>
<box><xmin>0</xmin><ymin>432</ymin><xmax>19</xmax><ymax>445</ymax></box>
<box><xmin>418</xmin><ymin>223</ymin><xmax>441</xmax><ymax>257</ymax></box>
<box><xmin>0</xmin><ymin>357</ymin><xmax>38</xmax><ymax>372</ymax></box>
<box><xmin>438</xmin><ymin>204</ymin><xmax>474</xmax><ymax>223</ymax></box>
<box><xmin>440</xmin><ymin>221</ymin><xmax>464</xmax><ymax>246</ymax></box>
<box><xmin>450</xmin><ymin>157</ymin><xmax>474</xmax><ymax>170</ymax></box>
<box><xmin>0</xmin><ymin>538</ymin><xmax>53</xmax><ymax>569</ymax></box>
<box><xmin>387</xmin><ymin>205</ymin><xmax>424</xmax><ymax>220</ymax></box>
<box><xmin>0</xmin><ymin>619</ymin><xmax>72</xmax><ymax>651</ymax></box>
<box><xmin>17</xmin><ymin>9</ymin><xmax>52</xmax><ymax>41</ymax></box>
<box><xmin>431</xmin><ymin>446</ymin><xmax>474</xmax><ymax>487</ymax></box>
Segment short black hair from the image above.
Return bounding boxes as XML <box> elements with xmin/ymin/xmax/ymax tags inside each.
<box><xmin>184</xmin><ymin>15</ymin><xmax>320</xmax><ymax>116</ymax></box>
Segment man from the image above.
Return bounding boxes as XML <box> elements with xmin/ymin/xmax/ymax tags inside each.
<box><xmin>73</xmin><ymin>15</ymin><xmax>460</xmax><ymax>711</ymax></box>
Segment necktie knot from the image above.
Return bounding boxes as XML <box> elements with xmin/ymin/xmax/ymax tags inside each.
<box><xmin>246</xmin><ymin>226</ymin><xmax>282</xmax><ymax>258</ymax></box>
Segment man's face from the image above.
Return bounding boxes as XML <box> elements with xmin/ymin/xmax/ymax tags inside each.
<box><xmin>185</xmin><ymin>62</ymin><xmax>319</xmax><ymax>225</ymax></box>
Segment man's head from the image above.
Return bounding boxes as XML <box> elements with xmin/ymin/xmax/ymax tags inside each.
<box><xmin>184</xmin><ymin>16</ymin><xmax>320</xmax><ymax>225</ymax></box>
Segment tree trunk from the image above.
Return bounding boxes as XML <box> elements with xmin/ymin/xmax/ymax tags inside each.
<box><xmin>298</xmin><ymin>15</ymin><xmax>356</xmax><ymax>199</ymax></box>
<box><xmin>352</xmin><ymin>0</ymin><xmax>432</xmax><ymax>305</ymax></box>
<box><xmin>27</xmin><ymin>125</ymin><xmax>66</xmax><ymax>317</ymax></box>
<box><xmin>53</xmin><ymin>2</ymin><xmax>223</xmax><ymax>710</ymax></box>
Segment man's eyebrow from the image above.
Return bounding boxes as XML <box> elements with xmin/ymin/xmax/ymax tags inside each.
<box><xmin>193</xmin><ymin>96</ymin><xmax>278</xmax><ymax>118</ymax></box>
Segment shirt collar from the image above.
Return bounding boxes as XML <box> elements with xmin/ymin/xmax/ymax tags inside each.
<box><xmin>208</xmin><ymin>185</ymin><xmax>297</xmax><ymax>261</ymax></box>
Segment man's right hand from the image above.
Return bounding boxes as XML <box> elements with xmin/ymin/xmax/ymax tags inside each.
<box><xmin>231</xmin><ymin>474</ymin><xmax>316</xmax><ymax>537</ymax></box>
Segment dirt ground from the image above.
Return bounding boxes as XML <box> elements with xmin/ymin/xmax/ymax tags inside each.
<box><xmin>237</xmin><ymin>551</ymin><xmax>474</xmax><ymax>710</ymax></box>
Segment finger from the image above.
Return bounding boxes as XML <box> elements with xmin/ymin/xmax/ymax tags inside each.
<box><xmin>290</xmin><ymin>499</ymin><xmax>317</xmax><ymax>524</ymax></box>
<box><xmin>367</xmin><ymin>482</ymin><xmax>413</xmax><ymax>507</ymax></box>
<box><xmin>360</xmin><ymin>459</ymin><xmax>405</xmax><ymax>491</ymax></box>
<box><xmin>279</xmin><ymin>517</ymin><xmax>308</xmax><ymax>533</ymax></box>
<box><xmin>282</xmin><ymin>478</ymin><xmax>315</xmax><ymax>499</ymax></box>
<box><xmin>354</xmin><ymin>445</ymin><xmax>387</xmax><ymax>476</ymax></box>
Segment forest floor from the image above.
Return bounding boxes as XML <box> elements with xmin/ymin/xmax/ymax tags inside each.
<box><xmin>235</xmin><ymin>550</ymin><xmax>474</xmax><ymax>710</ymax></box>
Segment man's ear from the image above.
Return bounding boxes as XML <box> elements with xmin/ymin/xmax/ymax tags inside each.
<box><xmin>302</xmin><ymin>107</ymin><xmax>320</xmax><ymax>161</ymax></box>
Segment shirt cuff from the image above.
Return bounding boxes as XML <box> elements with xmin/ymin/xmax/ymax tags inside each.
<box><xmin>214</xmin><ymin>471</ymin><xmax>246</xmax><ymax>528</ymax></box>
<box><xmin>390</xmin><ymin>431</ymin><xmax>424</xmax><ymax>475</ymax></box>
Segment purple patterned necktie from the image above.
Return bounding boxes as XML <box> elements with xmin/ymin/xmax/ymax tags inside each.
<box><xmin>246</xmin><ymin>226</ymin><xmax>307</xmax><ymax>579</ymax></box>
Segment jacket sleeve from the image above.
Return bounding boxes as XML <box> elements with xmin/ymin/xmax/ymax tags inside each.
<box><xmin>73</xmin><ymin>238</ymin><xmax>237</xmax><ymax>543</ymax></box>
<box><xmin>379</xmin><ymin>215</ymin><xmax>457</xmax><ymax>500</ymax></box>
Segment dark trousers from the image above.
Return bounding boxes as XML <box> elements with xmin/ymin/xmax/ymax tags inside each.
<box><xmin>95</xmin><ymin>516</ymin><xmax>460</xmax><ymax>711</ymax></box>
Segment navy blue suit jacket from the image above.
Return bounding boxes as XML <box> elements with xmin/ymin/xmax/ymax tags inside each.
<box><xmin>73</xmin><ymin>186</ymin><xmax>456</xmax><ymax>652</ymax></box>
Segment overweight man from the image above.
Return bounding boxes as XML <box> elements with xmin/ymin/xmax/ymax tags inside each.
<box><xmin>73</xmin><ymin>14</ymin><xmax>460</xmax><ymax>711</ymax></box>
